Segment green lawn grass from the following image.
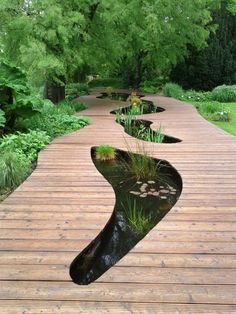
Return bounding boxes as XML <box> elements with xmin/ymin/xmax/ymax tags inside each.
<box><xmin>191</xmin><ymin>101</ymin><xmax>236</xmax><ymax>136</ymax></box>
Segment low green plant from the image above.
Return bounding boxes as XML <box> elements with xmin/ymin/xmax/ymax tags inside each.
<box><xmin>65</xmin><ymin>83</ymin><xmax>89</xmax><ymax>100</ymax></box>
<box><xmin>210</xmin><ymin>110</ymin><xmax>232</xmax><ymax>122</ymax></box>
<box><xmin>212</xmin><ymin>85</ymin><xmax>236</xmax><ymax>102</ymax></box>
<box><xmin>18</xmin><ymin>112</ymin><xmax>89</xmax><ymax>138</ymax></box>
<box><xmin>0</xmin><ymin>130</ymin><xmax>51</xmax><ymax>162</ymax></box>
<box><xmin>122</xmin><ymin>198</ymin><xmax>152</xmax><ymax>234</ymax></box>
<box><xmin>123</xmin><ymin>143</ymin><xmax>158</xmax><ymax>181</ymax></box>
<box><xmin>95</xmin><ymin>145</ymin><xmax>116</xmax><ymax>161</ymax></box>
<box><xmin>183</xmin><ymin>90</ymin><xmax>212</xmax><ymax>102</ymax></box>
<box><xmin>0</xmin><ymin>151</ymin><xmax>30</xmax><ymax>189</ymax></box>
<box><xmin>163</xmin><ymin>83</ymin><xmax>184</xmax><ymax>99</ymax></box>
<box><xmin>138</xmin><ymin>125</ymin><xmax>164</xmax><ymax>143</ymax></box>
<box><xmin>198</xmin><ymin>102</ymin><xmax>222</xmax><ymax>116</ymax></box>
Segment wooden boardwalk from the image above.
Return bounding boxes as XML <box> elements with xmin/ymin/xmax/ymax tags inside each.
<box><xmin>0</xmin><ymin>91</ymin><xmax>236</xmax><ymax>313</ymax></box>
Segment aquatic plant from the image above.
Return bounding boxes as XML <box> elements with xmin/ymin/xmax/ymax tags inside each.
<box><xmin>106</xmin><ymin>86</ymin><xmax>113</xmax><ymax>98</ymax></box>
<box><xmin>123</xmin><ymin>142</ymin><xmax>159</xmax><ymax>181</ymax></box>
<box><xmin>137</xmin><ymin>125</ymin><xmax>164</xmax><ymax>143</ymax></box>
<box><xmin>122</xmin><ymin>197</ymin><xmax>152</xmax><ymax>234</ymax></box>
<box><xmin>95</xmin><ymin>145</ymin><xmax>116</xmax><ymax>161</ymax></box>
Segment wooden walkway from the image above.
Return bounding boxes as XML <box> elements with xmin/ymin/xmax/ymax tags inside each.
<box><xmin>0</xmin><ymin>91</ymin><xmax>236</xmax><ymax>313</ymax></box>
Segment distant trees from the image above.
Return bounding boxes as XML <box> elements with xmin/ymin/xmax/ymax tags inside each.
<box><xmin>0</xmin><ymin>0</ymin><xmax>221</xmax><ymax>98</ymax></box>
<box><xmin>171</xmin><ymin>0</ymin><xmax>236</xmax><ymax>90</ymax></box>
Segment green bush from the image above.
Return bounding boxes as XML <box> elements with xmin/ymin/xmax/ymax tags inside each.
<box><xmin>0</xmin><ymin>60</ymin><xmax>43</xmax><ymax>129</ymax></box>
<box><xmin>183</xmin><ymin>90</ymin><xmax>213</xmax><ymax>102</ymax></box>
<box><xmin>198</xmin><ymin>102</ymin><xmax>222</xmax><ymax>115</ymax></box>
<box><xmin>20</xmin><ymin>113</ymin><xmax>89</xmax><ymax>138</ymax></box>
<box><xmin>212</xmin><ymin>85</ymin><xmax>236</xmax><ymax>102</ymax></box>
<box><xmin>0</xmin><ymin>151</ymin><xmax>30</xmax><ymax>190</ymax></box>
<box><xmin>0</xmin><ymin>130</ymin><xmax>51</xmax><ymax>162</ymax></box>
<box><xmin>65</xmin><ymin>83</ymin><xmax>89</xmax><ymax>100</ymax></box>
<box><xmin>163</xmin><ymin>83</ymin><xmax>184</xmax><ymax>99</ymax></box>
<box><xmin>140</xmin><ymin>77</ymin><xmax>167</xmax><ymax>93</ymax></box>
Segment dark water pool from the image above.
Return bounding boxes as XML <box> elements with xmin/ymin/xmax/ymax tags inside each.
<box><xmin>117</xmin><ymin>118</ymin><xmax>182</xmax><ymax>144</ymax></box>
<box><xmin>70</xmin><ymin>147</ymin><xmax>182</xmax><ymax>285</ymax></box>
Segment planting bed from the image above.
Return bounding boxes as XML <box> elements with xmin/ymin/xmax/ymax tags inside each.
<box><xmin>70</xmin><ymin>147</ymin><xmax>182</xmax><ymax>285</ymax></box>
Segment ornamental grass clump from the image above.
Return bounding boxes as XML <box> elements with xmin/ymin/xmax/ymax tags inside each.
<box><xmin>122</xmin><ymin>198</ymin><xmax>152</xmax><ymax>235</ymax></box>
<box><xmin>124</xmin><ymin>143</ymin><xmax>158</xmax><ymax>181</ymax></box>
<box><xmin>95</xmin><ymin>145</ymin><xmax>116</xmax><ymax>161</ymax></box>
<box><xmin>212</xmin><ymin>85</ymin><xmax>236</xmax><ymax>102</ymax></box>
<box><xmin>0</xmin><ymin>151</ymin><xmax>30</xmax><ymax>190</ymax></box>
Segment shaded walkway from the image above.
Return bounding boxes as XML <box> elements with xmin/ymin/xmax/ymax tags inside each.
<box><xmin>0</xmin><ymin>91</ymin><xmax>236</xmax><ymax>313</ymax></box>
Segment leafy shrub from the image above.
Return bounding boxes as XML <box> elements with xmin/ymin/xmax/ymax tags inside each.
<box><xmin>0</xmin><ymin>109</ymin><xmax>6</xmax><ymax>128</ymax></box>
<box><xmin>163</xmin><ymin>83</ymin><xmax>184</xmax><ymax>99</ymax></box>
<box><xmin>212</xmin><ymin>85</ymin><xmax>236</xmax><ymax>102</ymax></box>
<box><xmin>20</xmin><ymin>113</ymin><xmax>89</xmax><ymax>138</ymax></box>
<box><xmin>65</xmin><ymin>83</ymin><xmax>89</xmax><ymax>100</ymax></box>
<box><xmin>0</xmin><ymin>130</ymin><xmax>51</xmax><ymax>162</ymax></box>
<box><xmin>198</xmin><ymin>102</ymin><xmax>222</xmax><ymax>115</ymax></box>
<box><xmin>0</xmin><ymin>60</ymin><xmax>43</xmax><ymax>129</ymax></box>
<box><xmin>0</xmin><ymin>151</ymin><xmax>30</xmax><ymax>190</ymax></box>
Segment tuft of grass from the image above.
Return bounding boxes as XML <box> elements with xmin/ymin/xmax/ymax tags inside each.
<box><xmin>123</xmin><ymin>142</ymin><xmax>158</xmax><ymax>181</ymax></box>
<box><xmin>95</xmin><ymin>145</ymin><xmax>116</xmax><ymax>161</ymax></box>
<box><xmin>137</xmin><ymin>125</ymin><xmax>164</xmax><ymax>143</ymax></box>
<box><xmin>0</xmin><ymin>151</ymin><xmax>30</xmax><ymax>190</ymax></box>
<box><xmin>122</xmin><ymin>197</ymin><xmax>152</xmax><ymax>235</ymax></box>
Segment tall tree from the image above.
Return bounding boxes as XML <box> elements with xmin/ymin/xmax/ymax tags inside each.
<box><xmin>114</xmin><ymin>0</ymin><xmax>216</xmax><ymax>87</ymax></box>
<box><xmin>0</xmin><ymin>0</ymin><xmax>123</xmax><ymax>102</ymax></box>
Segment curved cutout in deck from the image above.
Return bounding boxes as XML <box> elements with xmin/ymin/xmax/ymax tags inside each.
<box><xmin>70</xmin><ymin>147</ymin><xmax>182</xmax><ymax>285</ymax></box>
<box><xmin>117</xmin><ymin>118</ymin><xmax>182</xmax><ymax>144</ymax></box>
<box><xmin>110</xmin><ymin>99</ymin><xmax>165</xmax><ymax>115</ymax></box>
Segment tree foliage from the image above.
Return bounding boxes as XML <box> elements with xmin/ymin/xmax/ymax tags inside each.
<box><xmin>0</xmin><ymin>0</ymin><xmax>219</xmax><ymax>93</ymax></box>
<box><xmin>171</xmin><ymin>0</ymin><xmax>236</xmax><ymax>90</ymax></box>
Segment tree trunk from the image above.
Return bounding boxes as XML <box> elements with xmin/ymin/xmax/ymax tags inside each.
<box><xmin>44</xmin><ymin>76</ymin><xmax>65</xmax><ymax>104</ymax></box>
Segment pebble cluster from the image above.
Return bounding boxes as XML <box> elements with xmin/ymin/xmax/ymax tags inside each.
<box><xmin>129</xmin><ymin>181</ymin><xmax>177</xmax><ymax>198</ymax></box>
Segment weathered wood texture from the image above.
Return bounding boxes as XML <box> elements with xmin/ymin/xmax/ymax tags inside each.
<box><xmin>0</xmin><ymin>90</ymin><xmax>236</xmax><ymax>313</ymax></box>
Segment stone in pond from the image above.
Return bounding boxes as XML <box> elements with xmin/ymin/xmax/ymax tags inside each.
<box><xmin>140</xmin><ymin>193</ymin><xmax>148</xmax><ymax>198</ymax></box>
<box><xmin>148</xmin><ymin>181</ymin><xmax>155</xmax><ymax>184</ymax></box>
<box><xmin>152</xmin><ymin>192</ymin><xmax>159</xmax><ymax>196</ymax></box>
<box><xmin>136</xmin><ymin>181</ymin><xmax>142</xmax><ymax>184</ymax></box>
<box><xmin>130</xmin><ymin>191</ymin><xmax>141</xmax><ymax>195</ymax></box>
<box><xmin>160</xmin><ymin>189</ymin><xmax>169</xmax><ymax>194</ymax></box>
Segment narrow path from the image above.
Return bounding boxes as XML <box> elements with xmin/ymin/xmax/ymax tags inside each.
<box><xmin>0</xmin><ymin>91</ymin><xmax>236</xmax><ymax>313</ymax></box>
